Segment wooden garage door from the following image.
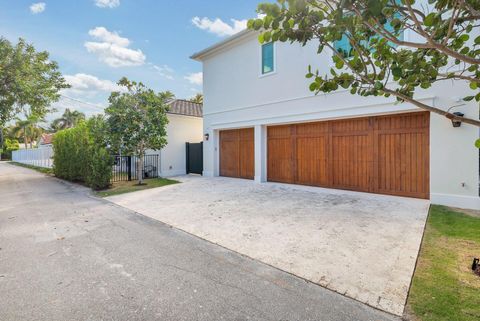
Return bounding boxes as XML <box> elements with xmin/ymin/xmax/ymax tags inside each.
<box><xmin>267</xmin><ymin>112</ymin><xmax>429</xmax><ymax>199</ymax></box>
<box><xmin>220</xmin><ymin>128</ymin><xmax>254</xmax><ymax>179</ymax></box>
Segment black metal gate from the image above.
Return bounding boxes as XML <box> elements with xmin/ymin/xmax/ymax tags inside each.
<box><xmin>186</xmin><ymin>142</ymin><xmax>203</xmax><ymax>175</ymax></box>
<box><xmin>112</xmin><ymin>154</ymin><xmax>159</xmax><ymax>182</ymax></box>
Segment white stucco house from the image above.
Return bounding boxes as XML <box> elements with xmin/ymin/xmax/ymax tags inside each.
<box><xmin>151</xmin><ymin>99</ymin><xmax>203</xmax><ymax>177</ymax></box>
<box><xmin>191</xmin><ymin>22</ymin><xmax>480</xmax><ymax>209</ymax></box>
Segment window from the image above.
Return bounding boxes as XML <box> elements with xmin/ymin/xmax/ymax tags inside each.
<box><xmin>334</xmin><ymin>8</ymin><xmax>404</xmax><ymax>58</ymax></box>
<box><xmin>334</xmin><ymin>34</ymin><xmax>353</xmax><ymax>58</ymax></box>
<box><xmin>261</xmin><ymin>42</ymin><xmax>274</xmax><ymax>75</ymax></box>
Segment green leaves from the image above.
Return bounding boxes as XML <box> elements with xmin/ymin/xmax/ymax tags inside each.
<box><xmin>254</xmin><ymin>0</ymin><xmax>480</xmax><ymax>127</ymax></box>
<box><xmin>52</xmin><ymin>120</ymin><xmax>112</xmax><ymax>190</ymax></box>
<box><xmin>0</xmin><ymin>38</ymin><xmax>69</xmax><ymax>126</ymax></box>
<box><xmin>424</xmin><ymin>13</ymin><xmax>437</xmax><ymax>27</ymax></box>
<box><xmin>392</xmin><ymin>67</ymin><xmax>402</xmax><ymax>78</ymax></box>
<box><xmin>106</xmin><ymin>77</ymin><xmax>169</xmax><ymax>162</ymax></box>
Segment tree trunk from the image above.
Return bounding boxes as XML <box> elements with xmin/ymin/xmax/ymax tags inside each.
<box><xmin>137</xmin><ymin>153</ymin><xmax>144</xmax><ymax>185</ymax></box>
<box><xmin>23</xmin><ymin>129</ymin><xmax>27</xmax><ymax>149</ymax></box>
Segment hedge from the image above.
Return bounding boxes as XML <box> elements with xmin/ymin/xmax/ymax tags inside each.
<box><xmin>1</xmin><ymin>138</ymin><xmax>19</xmax><ymax>160</ymax></box>
<box><xmin>52</xmin><ymin>121</ymin><xmax>112</xmax><ymax>190</ymax></box>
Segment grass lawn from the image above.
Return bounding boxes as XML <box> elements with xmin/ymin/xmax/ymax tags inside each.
<box><xmin>406</xmin><ymin>205</ymin><xmax>480</xmax><ymax>321</ymax></box>
<box><xmin>95</xmin><ymin>178</ymin><xmax>179</xmax><ymax>197</ymax></box>
<box><xmin>9</xmin><ymin>161</ymin><xmax>53</xmax><ymax>175</ymax></box>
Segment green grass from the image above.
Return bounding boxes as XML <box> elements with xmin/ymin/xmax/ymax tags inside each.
<box><xmin>407</xmin><ymin>205</ymin><xmax>480</xmax><ymax>321</ymax></box>
<box><xmin>95</xmin><ymin>177</ymin><xmax>179</xmax><ymax>197</ymax></box>
<box><xmin>9</xmin><ymin>161</ymin><xmax>53</xmax><ymax>175</ymax></box>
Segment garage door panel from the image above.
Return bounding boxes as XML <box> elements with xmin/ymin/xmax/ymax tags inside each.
<box><xmin>268</xmin><ymin>137</ymin><xmax>294</xmax><ymax>183</ymax></box>
<box><xmin>296</xmin><ymin>122</ymin><xmax>328</xmax><ymax>136</ymax></box>
<box><xmin>296</xmin><ymin>136</ymin><xmax>328</xmax><ymax>185</ymax></box>
<box><xmin>220</xmin><ymin>138</ymin><xmax>239</xmax><ymax>177</ymax></box>
<box><xmin>267</xmin><ymin>112</ymin><xmax>429</xmax><ymax>199</ymax></box>
<box><xmin>377</xmin><ymin>131</ymin><xmax>429</xmax><ymax>198</ymax></box>
<box><xmin>375</xmin><ymin>112</ymin><xmax>429</xmax><ymax>131</ymax></box>
<box><xmin>239</xmin><ymin>139</ymin><xmax>255</xmax><ymax>179</ymax></box>
<box><xmin>332</xmin><ymin>135</ymin><xmax>372</xmax><ymax>192</ymax></box>
<box><xmin>332</xmin><ymin>118</ymin><xmax>370</xmax><ymax>134</ymax></box>
<box><xmin>220</xmin><ymin>128</ymin><xmax>254</xmax><ymax>180</ymax></box>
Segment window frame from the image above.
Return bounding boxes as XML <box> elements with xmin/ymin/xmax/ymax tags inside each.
<box><xmin>259</xmin><ymin>41</ymin><xmax>276</xmax><ymax>77</ymax></box>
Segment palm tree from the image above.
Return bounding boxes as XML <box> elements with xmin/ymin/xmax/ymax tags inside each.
<box><xmin>189</xmin><ymin>93</ymin><xmax>203</xmax><ymax>104</ymax></box>
<box><xmin>163</xmin><ymin>91</ymin><xmax>175</xmax><ymax>102</ymax></box>
<box><xmin>50</xmin><ymin>108</ymin><xmax>85</xmax><ymax>131</ymax></box>
<box><xmin>11</xmin><ymin>113</ymin><xmax>45</xmax><ymax>149</ymax></box>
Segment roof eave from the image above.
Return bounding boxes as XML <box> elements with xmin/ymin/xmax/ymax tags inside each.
<box><xmin>190</xmin><ymin>29</ymin><xmax>256</xmax><ymax>61</ymax></box>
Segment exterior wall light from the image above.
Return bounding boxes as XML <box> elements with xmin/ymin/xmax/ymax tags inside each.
<box><xmin>204</xmin><ymin>133</ymin><xmax>210</xmax><ymax>141</ymax></box>
<box><xmin>451</xmin><ymin>112</ymin><xmax>464</xmax><ymax>128</ymax></box>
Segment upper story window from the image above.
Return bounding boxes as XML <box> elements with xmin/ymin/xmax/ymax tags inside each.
<box><xmin>334</xmin><ymin>10</ymin><xmax>404</xmax><ymax>58</ymax></box>
<box><xmin>334</xmin><ymin>34</ymin><xmax>353</xmax><ymax>58</ymax></box>
<box><xmin>261</xmin><ymin>42</ymin><xmax>274</xmax><ymax>75</ymax></box>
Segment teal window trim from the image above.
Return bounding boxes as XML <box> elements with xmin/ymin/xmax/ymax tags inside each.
<box><xmin>261</xmin><ymin>42</ymin><xmax>274</xmax><ymax>75</ymax></box>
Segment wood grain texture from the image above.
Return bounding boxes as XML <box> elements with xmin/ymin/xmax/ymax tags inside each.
<box><xmin>267</xmin><ymin>112</ymin><xmax>430</xmax><ymax>199</ymax></box>
<box><xmin>220</xmin><ymin>128</ymin><xmax>254</xmax><ymax>179</ymax></box>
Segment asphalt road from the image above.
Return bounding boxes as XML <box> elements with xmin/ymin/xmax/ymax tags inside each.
<box><xmin>0</xmin><ymin>162</ymin><xmax>399</xmax><ymax>321</ymax></box>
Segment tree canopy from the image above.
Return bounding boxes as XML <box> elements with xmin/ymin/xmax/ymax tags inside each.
<box><xmin>51</xmin><ymin>108</ymin><xmax>86</xmax><ymax>131</ymax></box>
<box><xmin>250</xmin><ymin>0</ymin><xmax>480</xmax><ymax>127</ymax></box>
<box><xmin>190</xmin><ymin>93</ymin><xmax>204</xmax><ymax>104</ymax></box>
<box><xmin>105</xmin><ymin>77</ymin><xmax>170</xmax><ymax>184</ymax></box>
<box><xmin>0</xmin><ymin>38</ymin><xmax>69</xmax><ymax>126</ymax></box>
<box><xmin>10</xmin><ymin>113</ymin><xmax>45</xmax><ymax>149</ymax></box>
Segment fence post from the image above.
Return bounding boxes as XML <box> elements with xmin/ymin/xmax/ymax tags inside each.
<box><xmin>127</xmin><ymin>156</ymin><xmax>132</xmax><ymax>181</ymax></box>
<box><xmin>185</xmin><ymin>142</ymin><xmax>190</xmax><ymax>174</ymax></box>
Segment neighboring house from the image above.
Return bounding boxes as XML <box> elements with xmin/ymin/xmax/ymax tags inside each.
<box><xmin>38</xmin><ymin>133</ymin><xmax>54</xmax><ymax>148</ymax></box>
<box><xmin>191</xmin><ymin>26</ymin><xmax>480</xmax><ymax>210</ymax></box>
<box><xmin>151</xmin><ymin>99</ymin><xmax>203</xmax><ymax>177</ymax></box>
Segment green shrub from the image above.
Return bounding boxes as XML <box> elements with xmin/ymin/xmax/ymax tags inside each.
<box><xmin>53</xmin><ymin>120</ymin><xmax>112</xmax><ymax>190</ymax></box>
<box><xmin>86</xmin><ymin>147</ymin><xmax>112</xmax><ymax>190</ymax></box>
<box><xmin>1</xmin><ymin>138</ymin><xmax>19</xmax><ymax>160</ymax></box>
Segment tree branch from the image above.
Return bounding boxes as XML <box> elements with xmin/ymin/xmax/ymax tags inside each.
<box><xmin>324</xmin><ymin>41</ymin><xmax>480</xmax><ymax>127</ymax></box>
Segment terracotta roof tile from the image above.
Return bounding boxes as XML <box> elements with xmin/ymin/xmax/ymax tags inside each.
<box><xmin>40</xmin><ymin>133</ymin><xmax>54</xmax><ymax>145</ymax></box>
<box><xmin>166</xmin><ymin>99</ymin><xmax>203</xmax><ymax>117</ymax></box>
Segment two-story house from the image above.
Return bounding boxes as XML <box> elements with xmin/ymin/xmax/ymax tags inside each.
<box><xmin>191</xmin><ymin>25</ymin><xmax>479</xmax><ymax>210</ymax></box>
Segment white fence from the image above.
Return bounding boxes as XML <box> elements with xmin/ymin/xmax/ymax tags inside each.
<box><xmin>12</xmin><ymin>146</ymin><xmax>54</xmax><ymax>168</ymax></box>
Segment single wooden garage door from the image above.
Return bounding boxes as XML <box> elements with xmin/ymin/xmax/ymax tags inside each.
<box><xmin>220</xmin><ymin>128</ymin><xmax>254</xmax><ymax>179</ymax></box>
<box><xmin>267</xmin><ymin>112</ymin><xmax>429</xmax><ymax>199</ymax></box>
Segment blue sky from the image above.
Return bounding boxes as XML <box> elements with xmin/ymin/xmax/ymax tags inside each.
<box><xmin>0</xmin><ymin>0</ymin><xmax>265</xmax><ymax>118</ymax></box>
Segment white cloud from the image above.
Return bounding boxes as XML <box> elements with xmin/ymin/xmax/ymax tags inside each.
<box><xmin>95</xmin><ymin>0</ymin><xmax>120</xmax><ymax>8</ymax></box>
<box><xmin>185</xmin><ymin>72</ymin><xmax>203</xmax><ymax>86</ymax></box>
<box><xmin>50</xmin><ymin>73</ymin><xmax>125</xmax><ymax>120</ymax></box>
<box><xmin>63</xmin><ymin>73</ymin><xmax>123</xmax><ymax>95</ymax></box>
<box><xmin>84</xmin><ymin>26</ymin><xmax>146</xmax><ymax>67</ymax></box>
<box><xmin>88</xmin><ymin>27</ymin><xmax>130</xmax><ymax>47</ymax></box>
<box><xmin>30</xmin><ymin>2</ymin><xmax>46</xmax><ymax>14</ymax></box>
<box><xmin>192</xmin><ymin>17</ymin><xmax>247</xmax><ymax>37</ymax></box>
<box><xmin>152</xmin><ymin>64</ymin><xmax>174</xmax><ymax>80</ymax></box>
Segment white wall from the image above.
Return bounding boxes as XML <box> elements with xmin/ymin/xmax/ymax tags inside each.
<box><xmin>158</xmin><ymin>113</ymin><xmax>203</xmax><ymax>177</ymax></box>
<box><xmin>199</xmin><ymin>30</ymin><xmax>480</xmax><ymax>209</ymax></box>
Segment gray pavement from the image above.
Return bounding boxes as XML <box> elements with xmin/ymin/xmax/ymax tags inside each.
<box><xmin>0</xmin><ymin>162</ymin><xmax>399</xmax><ymax>321</ymax></box>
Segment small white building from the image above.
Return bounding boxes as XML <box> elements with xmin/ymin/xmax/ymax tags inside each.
<box><xmin>192</xmin><ymin>28</ymin><xmax>480</xmax><ymax>210</ymax></box>
<box><xmin>156</xmin><ymin>99</ymin><xmax>203</xmax><ymax>177</ymax></box>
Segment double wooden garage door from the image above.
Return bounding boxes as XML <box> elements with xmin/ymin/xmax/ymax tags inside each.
<box><xmin>220</xmin><ymin>112</ymin><xmax>430</xmax><ymax>199</ymax></box>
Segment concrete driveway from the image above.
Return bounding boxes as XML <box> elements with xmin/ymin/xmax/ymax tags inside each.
<box><xmin>107</xmin><ymin>176</ymin><xmax>430</xmax><ymax>316</ymax></box>
<box><xmin>0</xmin><ymin>162</ymin><xmax>399</xmax><ymax>321</ymax></box>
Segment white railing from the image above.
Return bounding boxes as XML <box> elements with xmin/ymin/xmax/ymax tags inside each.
<box><xmin>12</xmin><ymin>146</ymin><xmax>54</xmax><ymax>168</ymax></box>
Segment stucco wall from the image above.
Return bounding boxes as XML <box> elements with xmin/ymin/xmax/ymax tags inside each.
<box><xmin>158</xmin><ymin>114</ymin><xmax>203</xmax><ymax>177</ymax></box>
<box><xmin>199</xmin><ymin>26</ymin><xmax>479</xmax><ymax>209</ymax></box>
